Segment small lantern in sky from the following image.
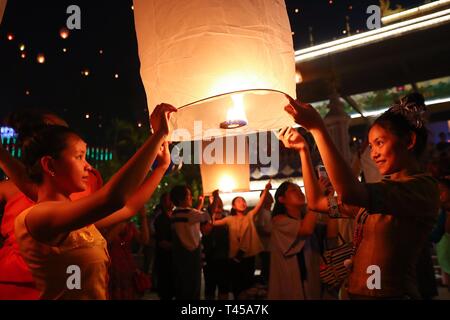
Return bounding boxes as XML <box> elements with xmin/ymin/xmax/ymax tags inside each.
<box><xmin>133</xmin><ymin>0</ymin><xmax>297</xmax><ymax>141</ymax></box>
<box><xmin>59</xmin><ymin>27</ymin><xmax>70</xmax><ymax>39</ymax></box>
<box><xmin>36</xmin><ymin>53</ymin><xmax>45</xmax><ymax>64</ymax></box>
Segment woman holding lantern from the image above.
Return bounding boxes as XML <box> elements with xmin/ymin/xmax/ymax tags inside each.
<box><xmin>282</xmin><ymin>93</ymin><xmax>439</xmax><ymax>299</ymax></box>
<box><xmin>6</xmin><ymin>104</ymin><xmax>176</xmax><ymax>299</ymax></box>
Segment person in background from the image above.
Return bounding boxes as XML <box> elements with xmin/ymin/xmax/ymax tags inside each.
<box><xmin>212</xmin><ymin>182</ymin><xmax>271</xmax><ymax>299</ymax></box>
<box><xmin>170</xmin><ymin>185</ymin><xmax>209</xmax><ymax>300</ymax></box>
<box><xmin>106</xmin><ymin>208</ymin><xmax>150</xmax><ymax>300</ymax></box>
<box><xmin>153</xmin><ymin>193</ymin><xmax>175</xmax><ymax>300</ymax></box>
<box><xmin>431</xmin><ymin>178</ymin><xmax>450</xmax><ymax>292</ymax></box>
<box><xmin>269</xmin><ymin>127</ymin><xmax>339</xmax><ymax>300</ymax></box>
<box><xmin>202</xmin><ymin>190</ymin><xmax>230</xmax><ymax>300</ymax></box>
<box><xmin>254</xmin><ymin>189</ymin><xmax>274</xmax><ymax>285</ymax></box>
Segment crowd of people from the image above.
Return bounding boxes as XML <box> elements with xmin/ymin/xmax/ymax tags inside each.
<box><xmin>0</xmin><ymin>92</ymin><xmax>449</xmax><ymax>300</ymax></box>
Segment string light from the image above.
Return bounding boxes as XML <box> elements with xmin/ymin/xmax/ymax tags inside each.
<box><xmin>37</xmin><ymin>53</ymin><xmax>45</xmax><ymax>64</ymax></box>
<box><xmin>99</xmin><ymin>49</ymin><xmax>103</xmax><ymax>55</ymax></box>
<box><xmin>62</xmin><ymin>48</ymin><xmax>67</xmax><ymax>53</ymax></box>
<box><xmin>114</xmin><ymin>73</ymin><xmax>119</xmax><ymax>79</ymax></box>
<box><xmin>138</xmin><ymin>122</ymin><xmax>142</xmax><ymax>128</ymax></box>
<box><xmin>81</xmin><ymin>68</ymin><xmax>90</xmax><ymax>77</ymax></box>
<box><xmin>7</xmin><ymin>33</ymin><xmax>14</xmax><ymax>41</ymax></box>
<box><xmin>20</xmin><ymin>52</ymin><xmax>26</xmax><ymax>59</ymax></box>
<box><xmin>294</xmin><ymin>8</ymin><xmax>299</xmax><ymax>13</ymax></box>
<box><xmin>25</xmin><ymin>90</ymin><xmax>30</xmax><ymax>96</ymax></box>
<box><xmin>85</xmin><ymin>113</ymin><xmax>90</xmax><ymax>119</ymax></box>
<box><xmin>19</xmin><ymin>44</ymin><xmax>25</xmax><ymax>51</ymax></box>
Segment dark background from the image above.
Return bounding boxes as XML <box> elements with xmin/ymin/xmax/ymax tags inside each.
<box><xmin>0</xmin><ymin>0</ymin><xmax>425</xmax><ymax>146</ymax></box>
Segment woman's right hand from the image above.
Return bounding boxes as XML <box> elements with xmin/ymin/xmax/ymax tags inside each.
<box><xmin>277</xmin><ymin>127</ymin><xmax>308</xmax><ymax>151</ymax></box>
<box><xmin>284</xmin><ymin>96</ymin><xmax>325</xmax><ymax>131</ymax></box>
<box><xmin>150</xmin><ymin>103</ymin><xmax>177</xmax><ymax>137</ymax></box>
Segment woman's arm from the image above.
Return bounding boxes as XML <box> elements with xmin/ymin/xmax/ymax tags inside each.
<box><xmin>26</xmin><ymin>104</ymin><xmax>177</xmax><ymax>243</ymax></box>
<box><xmin>277</xmin><ymin>127</ymin><xmax>329</xmax><ymax>212</ymax></box>
<box><xmin>248</xmin><ymin>181</ymin><xmax>272</xmax><ymax>218</ymax></box>
<box><xmin>298</xmin><ymin>210</ymin><xmax>318</xmax><ymax>237</ymax></box>
<box><xmin>0</xmin><ymin>142</ymin><xmax>37</xmax><ymax>200</ymax></box>
<box><xmin>196</xmin><ymin>195</ymin><xmax>205</xmax><ymax>211</ymax></box>
<box><xmin>284</xmin><ymin>98</ymin><xmax>369</xmax><ymax>208</ymax></box>
<box><xmin>94</xmin><ymin>142</ymin><xmax>171</xmax><ymax>229</ymax></box>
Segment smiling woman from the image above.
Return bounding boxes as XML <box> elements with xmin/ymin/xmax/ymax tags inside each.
<box><xmin>283</xmin><ymin>93</ymin><xmax>440</xmax><ymax>299</ymax></box>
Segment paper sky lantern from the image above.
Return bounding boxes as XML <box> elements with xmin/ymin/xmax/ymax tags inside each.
<box><xmin>199</xmin><ymin>136</ymin><xmax>250</xmax><ymax>195</ymax></box>
<box><xmin>133</xmin><ymin>0</ymin><xmax>297</xmax><ymax>141</ymax></box>
<box><xmin>0</xmin><ymin>0</ymin><xmax>6</xmax><ymax>25</ymax></box>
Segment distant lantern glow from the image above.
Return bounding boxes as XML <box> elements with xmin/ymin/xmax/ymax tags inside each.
<box><xmin>199</xmin><ymin>136</ymin><xmax>250</xmax><ymax>194</ymax></box>
<box><xmin>7</xmin><ymin>33</ymin><xmax>14</xmax><ymax>41</ymax></box>
<box><xmin>218</xmin><ymin>175</ymin><xmax>236</xmax><ymax>193</ymax></box>
<box><xmin>82</xmin><ymin>69</ymin><xmax>90</xmax><ymax>77</ymax></box>
<box><xmin>19</xmin><ymin>44</ymin><xmax>25</xmax><ymax>51</ymax></box>
<box><xmin>295</xmin><ymin>8</ymin><xmax>299</xmax><ymax>13</ymax></box>
<box><xmin>114</xmin><ymin>73</ymin><xmax>119</xmax><ymax>79</ymax></box>
<box><xmin>25</xmin><ymin>90</ymin><xmax>30</xmax><ymax>96</ymax></box>
<box><xmin>85</xmin><ymin>113</ymin><xmax>90</xmax><ymax>119</ymax></box>
<box><xmin>99</xmin><ymin>49</ymin><xmax>103</xmax><ymax>55</ymax></box>
<box><xmin>37</xmin><ymin>54</ymin><xmax>45</xmax><ymax>64</ymax></box>
<box><xmin>131</xmin><ymin>5</ymin><xmax>134</xmax><ymax>10</ymax></box>
<box><xmin>138</xmin><ymin>122</ymin><xmax>142</xmax><ymax>128</ymax></box>
<box><xmin>62</xmin><ymin>48</ymin><xmax>67</xmax><ymax>53</ymax></box>
<box><xmin>134</xmin><ymin>0</ymin><xmax>297</xmax><ymax>141</ymax></box>
<box><xmin>20</xmin><ymin>52</ymin><xmax>26</xmax><ymax>59</ymax></box>
<box><xmin>59</xmin><ymin>27</ymin><xmax>69</xmax><ymax>39</ymax></box>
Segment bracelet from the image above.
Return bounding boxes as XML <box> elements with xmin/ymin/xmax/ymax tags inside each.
<box><xmin>327</xmin><ymin>195</ymin><xmax>340</xmax><ymax>218</ymax></box>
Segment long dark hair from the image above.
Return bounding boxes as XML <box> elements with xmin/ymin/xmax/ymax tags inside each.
<box><xmin>22</xmin><ymin>125</ymin><xmax>82</xmax><ymax>184</ymax></box>
<box><xmin>372</xmin><ymin>93</ymin><xmax>428</xmax><ymax>158</ymax></box>
<box><xmin>271</xmin><ymin>181</ymin><xmax>294</xmax><ymax>218</ymax></box>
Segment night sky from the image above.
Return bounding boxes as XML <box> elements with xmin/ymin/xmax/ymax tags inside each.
<box><xmin>0</xmin><ymin>0</ymin><xmax>426</xmax><ymax>146</ymax></box>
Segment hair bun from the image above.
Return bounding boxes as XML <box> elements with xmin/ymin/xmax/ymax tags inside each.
<box><xmin>388</xmin><ymin>93</ymin><xmax>427</xmax><ymax>129</ymax></box>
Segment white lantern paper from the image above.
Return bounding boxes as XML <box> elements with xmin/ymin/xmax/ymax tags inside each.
<box><xmin>133</xmin><ymin>0</ymin><xmax>297</xmax><ymax>141</ymax></box>
<box><xmin>0</xmin><ymin>0</ymin><xmax>7</xmax><ymax>25</ymax></box>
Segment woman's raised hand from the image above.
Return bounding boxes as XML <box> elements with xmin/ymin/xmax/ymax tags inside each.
<box><xmin>150</xmin><ymin>103</ymin><xmax>177</xmax><ymax>137</ymax></box>
<box><xmin>277</xmin><ymin>126</ymin><xmax>307</xmax><ymax>151</ymax></box>
<box><xmin>284</xmin><ymin>96</ymin><xmax>324</xmax><ymax>131</ymax></box>
<box><xmin>155</xmin><ymin>141</ymin><xmax>171</xmax><ymax>169</ymax></box>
